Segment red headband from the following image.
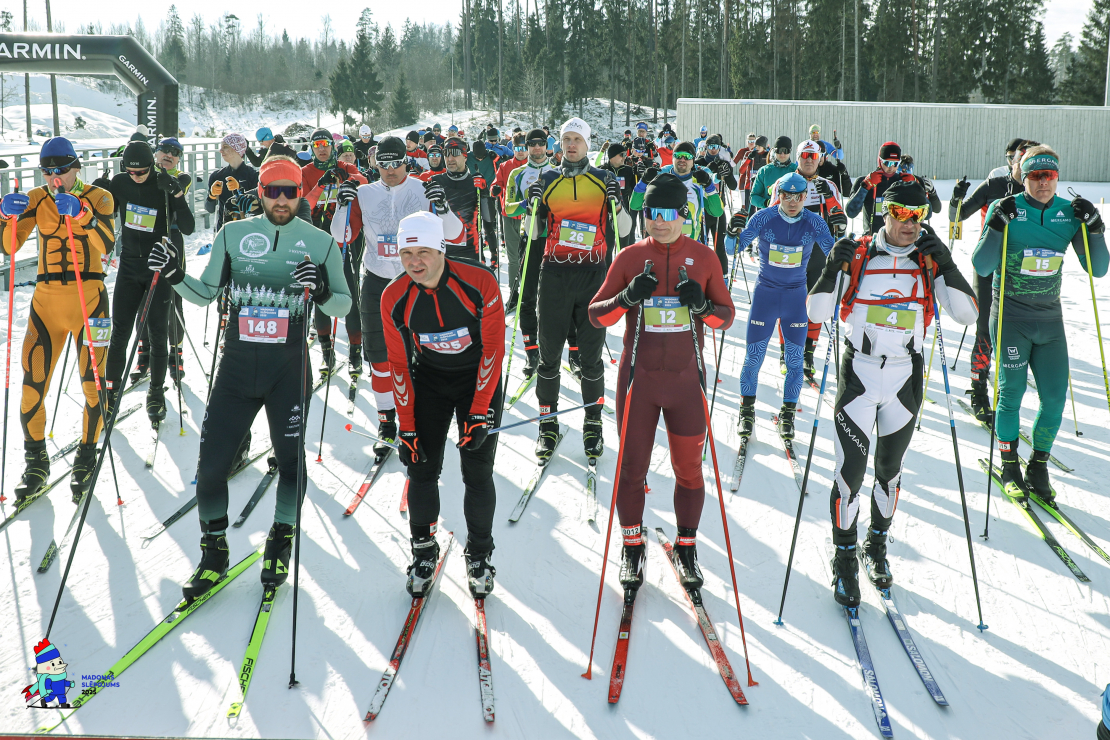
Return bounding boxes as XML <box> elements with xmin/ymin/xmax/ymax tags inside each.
<box><xmin>259</xmin><ymin>158</ymin><xmax>303</xmax><ymax>194</ymax></box>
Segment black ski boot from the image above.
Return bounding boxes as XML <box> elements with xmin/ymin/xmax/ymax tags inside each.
<box><xmin>320</xmin><ymin>340</ymin><xmax>336</xmax><ymax>378</ymax></box>
<box><xmin>737</xmin><ymin>396</ymin><xmax>756</xmax><ymax>440</ymax></box>
<box><xmin>464</xmin><ymin>545</ymin><xmax>496</xmax><ymax>599</ymax></box>
<box><xmin>349</xmin><ymin>344</ymin><xmax>363</xmax><ymax>382</ymax></box>
<box><xmin>169</xmin><ymin>344</ymin><xmax>184</xmax><ymax>386</ymax></box>
<box><xmin>803</xmin><ymin>337</ymin><xmax>817</xmax><ymax>381</ymax></box>
<box><xmin>969</xmin><ymin>378</ymin><xmax>994</xmax><ymax>428</ymax></box>
<box><xmin>831</xmin><ymin>544</ymin><xmax>862</xmax><ymax>608</ymax></box>
<box><xmin>261</xmin><ymin>522</ymin><xmax>295</xmax><ymax>587</ymax></box>
<box><xmin>777</xmin><ymin>401</ymin><xmax>797</xmax><ymax>441</ymax></box>
<box><xmin>1025</xmin><ymin>450</ymin><xmax>1055</xmax><ymax>505</ymax></box>
<box><xmin>523</xmin><ymin>347</ymin><xmax>540</xmax><ymax>379</ymax></box>
<box><xmin>674</xmin><ymin>527</ymin><xmax>704</xmax><ymax>590</ymax></box>
<box><xmin>130</xmin><ymin>340</ymin><xmax>149</xmax><ymax>384</ymax></box>
<box><xmin>183</xmin><ymin>528</ymin><xmax>230</xmax><ymax>603</ymax></box>
<box><xmin>999</xmin><ymin>438</ymin><xmax>1029</xmax><ymax>505</ymax></box>
<box><xmin>406</xmin><ymin>534</ymin><xmax>440</xmax><ymax>597</ymax></box>
<box><xmin>619</xmin><ymin>526</ymin><xmax>646</xmax><ymax>591</ymax></box>
<box><xmin>535</xmin><ymin>418</ymin><xmax>560</xmax><ymax>461</ymax></box>
<box><xmin>14</xmin><ymin>441</ymin><xmax>49</xmax><ymax>503</ymax></box>
<box><xmin>567</xmin><ymin>348</ymin><xmax>582</xmax><ymax>380</ymax></box>
<box><xmin>375</xmin><ymin>409</ymin><xmax>397</xmax><ymax>459</ymax></box>
<box><xmin>582</xmin><ymin>417</ymin><xmax>604</xmax><ymax>459</ymax></box>
<box><xmin>859</xmin><ymin>528</ymin><xmax>893</xmax><ymax>590</ymax></box>
<box><xmin>70</xmin><ymin>443</ymin><xmax>98</xmax><ymax>502</ymax></box>
<box><xmin>146</xmin><ymin>385</ymin><xmax>167</xmax><ymax>424</ymax></box>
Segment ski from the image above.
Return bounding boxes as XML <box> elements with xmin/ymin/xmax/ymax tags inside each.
<box><xmin>956</xmin><ymin>398</ymin><xmax>992</xmax><ymax>433</ymax></box>
<box><xmin>508</xmin><ymin>427</ymin><xmax>565</xmax><ymax>522</ymax></box>
<box><xmin>145</xmin><ymin>422</ymin><xmax>162</xmax><ymax>469</ymax></box>
<box><xmin>399</xmin><ymin>477</ymin><xmax>409</xmax><ymax>515</ymax></box>
<box><xmin>343</xmin><ymin>449</ymin><xmax>395</xmax><ymax>517</ymax></box>
<box><xmin>232</xmin><ymin>457</ymin><xmax>279</xmax><ymax>528</ymax></box>
<box><xmin>347</xmin><ymin>377</ymin><xmax>359</xmax><ymax>417</ymax></box>
<box><xmin>653</xmin><ymin>528</ymin><xmax>747</xmax><ymax>705</ymax></box>
<box><xmin>1018</xmin><ymin>460</ymin><xmax>1110</xmax><ymax>565</ymax></box>
<box><xmin>1018</xmin><ymin>431</ymin><xmax>1072</xmax><ymax>472</ymax></box>
<box><xmin>730</xmin><ymin>439</ymin><xmax>749</xmax><ymax>492</ymax></box>
<box><xmin>473</xmin><ymin>597</ymin><xmax>495</xmax><ymax>722</ymax></box>
<box><xmin>607</xmin><ymin>589</ymin><xmax>638</xmax><ymax>704</ymax></box>
<box><xmin>506</xmin><ymin>374</ymin><xmax>536</xmax><ymax>408</ymax></box>
<box><xmin>771</xmin><ymin>414</ymin><xmax>804</xmax><ymax>494</ymax></box>
<box><xmin>585</xmin><ymin>459</ymin><xmax>598</xmax><ymax>523</ymax></box>
<box><xmin>843</xmin><ymin>607</ymin><xmax>894</xmax><ymax>738</ymax></box>
<box><xmin>48</xmin><ymin>404</ymin><xmax>142</xmax><ymax>463</ymax></box>
<box><xmin>978</xmin><ymin>459</ymin><xmax>1089</xmax><ymax>582</ymax></box>
<box><xmin>227</xmin><ymin>586</ymin><xmax>280</xmax><ymax>718</ymax></box>
<box><xmin>364</xmin><ymin>535</ymin><xmax>454</xmax><ymax>721</ymax></box>
<box><xmin>0</xmin><ymin>461</ymin><xmax>81</xmax><ymax>535</ymax></box>
<box><xmin>34</xmin><ymin>549</ymin><xmax>261</xmax><ymax>734</ymax></box>
<box><xmin>873</xmin><ymin>586</ymin><xmax>948</xmax><ymax>706</ymax></box>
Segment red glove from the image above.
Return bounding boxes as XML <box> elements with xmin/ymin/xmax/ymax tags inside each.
<box><xmin>473</xmin><ymin>176</ymin><xmax>487</xmax><ymax>190</ymax></box>
<box><xmin>866</xmin><ymin>171</ymin><xmax>883</xmax><ymax>188</ymax></box>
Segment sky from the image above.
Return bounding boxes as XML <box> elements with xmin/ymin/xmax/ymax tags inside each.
<box><xmin>5</xmin><ymin>0</ymin><xmax>1091</xmax><ymax>52</ymax></box>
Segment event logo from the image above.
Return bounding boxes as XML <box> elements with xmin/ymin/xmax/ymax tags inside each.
<box><xmin>239</xmin><ymin>233</ymin><xmax>270</xmax><ymax>258</ymax></box>
<box><xmin>22</xmin><ymin>639</ymin><xmax>74</xmax><ymax>709</ymax></box>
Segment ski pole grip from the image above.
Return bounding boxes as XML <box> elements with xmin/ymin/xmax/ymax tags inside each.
<box><xmin>678</xmin><ymin>266</ymin><xmax>689</xmax><ymax>285</ymax></box>
<box><xmin>642</xmin><ymin>260</ymin><xmax>653</xmax><ymax>275</ymax></box>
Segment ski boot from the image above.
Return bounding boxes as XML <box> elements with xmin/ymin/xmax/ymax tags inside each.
<box><xmin>737</xmin><ymin>396</ymin><xmax>756</xmax><ymax>440</ymax></box>
<box><xmin>349</xmin><ymin>344</ymin><xmax>364</xmax><ymax>382</ymax></box>
<box><xmin>999</xmin><ymin>438</ymin><xmax>1030</xmax><ymax>505</ymax></box>
<box><xmin>535</xmin><ymin>418</ymin><xmax>560</xmax><ymax>462</ymax></box>
<box><xmin>464</xmin><ymin>545</ymin><xmax>496</xmax><ymax>599</ymax></box>
<box><xmin>969</xmin><ymin>377</ymin><xmax>994</xmax><ymax>428</ymax></box>
<box><xmin>803</xmin><ymin>337</ymin><xmax>817</xmax><ymax>381</ymax></box>
<box><xmin>183</xmin><ymin>529</ymin><xmax>230</xmax><ymax>603</ymax></box>
<box><xmin>261</xmin><ymin>522</ymin><xmax>295</xmax><ymax>587</ymax></box>
<box><xmin>567</xmin><ymin>348</ymin><xmax>582</xmax><ymax>380</ymax></box>
<box><xmin>674</xmin><ymin>527</ymin><xmax>704</xmax><ymax>590</ymax></box>
<box><xmin>859</xmin><ymin>528</ymin><xmax>893</xmax><ymax>590</ymax></box>
<box><xmin>582</xmin><ymin>416</ymin><xmax>604</xmax><ymax>459</ymax></box>
<box><xmin>14</xmin><ymin>442</ymin><xmax>49</xmax><ymax>503</ymax></box>
<box><xmin>130</xmin><ymin>340</ymin><xmax>149</xmax><ymax>384</ymax></box>
<box><xmin>70</xmin><ymin>443</ymin><xmax>98</xmax><ymax>503</ymax></box>
<box><xmin>146</xmin><ymin>385</ymin><xmax>167</xmax><ymax>425</ymax></box>
<box><xmin>406</xmin><ymin>534</ymin><xmax>441</xmax><ymax>597</ymax></box>
<box><xmin>375</xmin><ymin>409</ymin><xmax>397</xmax><ymax>459</ymax></box>
<box><xmin>779</xmin><ymin>342</ymin><xmax>787</xmax><ymax>375</ymax></box>
<box><xmin>831</xmin><ymin>543</ymin><xmax>862</xmax><ymax>608</ymax></box>
<box><xmin>522</xmin><ymin>345</ymin><xmax>539</xmax><ymax>379</ymax></box>
<box><xmin>777</xmin><ymin>401</ymin><xmax>797</xmax><ymax>441</ymax></box>
<box><xmin>1025</xmin><ymin>450</ymin><xmax>1055</xmax><ymax>505</ymax></box>
<box><xmin>320</xmin><ymin>340</ymin><xmax>336</xmax><ymax>378</ymax></box>
<box><xmin>619</xmin><ymin>525</ymin><xmax>646</xmax><ymax>591</ymax></box>
<box><xmin>169</xmin><ymin>344</ymin><xmax>184</xmax><ymax>386</ymax></box>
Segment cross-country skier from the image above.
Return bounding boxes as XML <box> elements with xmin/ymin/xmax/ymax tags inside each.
<box><xmin>204</xmin><ymin>134</ymin><xmax>258</xmax><ymax>233</ymax></box>
<box><xmin>846</xmin><ymin>142</ymin><xmax>941</xmax><ymax>235</ymax></box>
<box><xmin>749</xmin><ymin>136</ymin><xmax>797</xmax><ymax>210</ymax></box>
<box><xmin>491</xmin><ymin>132</ymin><xmax>529</xmax><ymax>308</ymax></box>
<box><xmin>431</xmin><ymin>136</ymin><xmax>487</xmax><ymax>261</ymax></box>
<box><xmin>807</xmin><ymin>179</ymin><xmax>978</xmax><ymax>606</ymax></box>
<box><xmin>630</xmin><ymin>142</ymin><xmax>724</xmax><ymax>246</ymax></box>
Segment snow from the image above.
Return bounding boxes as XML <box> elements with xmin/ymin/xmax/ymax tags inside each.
<box><xmin>0</xmin><ymin>174</ymin><xmax>1110</xmax><ymax>738</ymax></box>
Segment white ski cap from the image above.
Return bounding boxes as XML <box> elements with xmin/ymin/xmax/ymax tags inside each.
<box><xmin>560</xmin><ymin>117</ymin><xmax>591</xmax><ymax>143</ymax></box>
<box><xmin>398</xmin><ymin>211</ymin><xmax>446</xmax><ymax>253</ymax></box>
<box><xmin>797</xmin><ymin>139</ymin><xmax>822</xmax><ymax>158</ymax></box>
<box><xmin>359</xmin><ymin>124</ymin><xmax>372</xmax><ymax>137</ymax></box>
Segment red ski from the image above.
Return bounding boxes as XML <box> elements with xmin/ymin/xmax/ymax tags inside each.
<box><xmin>474</xmin><ymin>598</ymin><xmax>495</xmax><ymax>722</ymax></box>
<box><xmin>343</xmin><ymin>449</ymin><xmax>394</xmax><ymax>516</ymax></box>
<box><xmin>607</xmin><ymin>591</ymin><xmax>637</xmax><ymax>703</ymax></box>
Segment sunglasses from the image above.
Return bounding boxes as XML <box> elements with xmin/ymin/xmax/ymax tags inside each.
<box><xmin>126</xmin><ymin>167</ymin><xmax>151</xmax><ymax>178</ymax></box>
<box><xmin>377</xmin><ymin>160</ymin><xmax>405</xmax><ymax>169</ymax></box>
<box><xmin>262</xmin><ymin>184</ymin><xmax>299</xmax><ymax>199</ymax></box>
<box><xmin>798</xmin><ymin>151</ymin><xmax>820</xmax><ymax>160</ymax></box>
<box><xmin>707</xmin><ymin>145</ymin><xmax>720</xmax><ymax>152</ymax></box>
<box><xmin>526</xmin><ymin>140</ymin><xmax>546</xmax><ymax>147</ymax></box>
<box><xmin>884</xmin><ymin>201</ymin><xmax>929</xmax><ymax>223</ymax></box>
<box><xmin>673</xmin><ymin>152</ymin><xmax>693</xmax><ymax>160</ymax></box>
<box><xmin>40</xmin><ymin>165</ymin><xmax>70</xmax><ymax>175</ymax></box>
<box><xmin>648</xmin><ymin>207</ymin><xmax>683</xmax><ymax>221</ymax></box>
<box><xmin>513</xmin><ymin>145</ymin><xmax>526</xmax><ymax>152</ymax></box>
<box><xmin>775</xmin><ymin>147</ymin><xmax>791</xmax><ymax>155</ymax></box>
<box><xmin>779</xmin><ymin>191</ymin><xmax>805</xmax><ymax>202</ymax></box>
<box><xmin>312</xmin><ymin>140</ymin><xmax>332</xmax><ymax>149</ymax></box>
<box><xmin>1024</xmin><ymin>170</ymin><xmax>1059</xmax><ymax>182</ymax></box>
<box><xmin>157</xmin><ymin>145</ymin><xmax>182</xmax><ymax>157</ymax></box>
<box><xmin>444</xmin><ymin>148</ymin><xmax>465</xmax><ymax>157</ymax></box>
<box><xmin>881</xmin><ymin>158</ymin><xmax>900</xmax><ymax>168</ymax></box>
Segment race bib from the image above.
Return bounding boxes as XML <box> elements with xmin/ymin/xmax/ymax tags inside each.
<box><xmin>124</xmin><ymin>202</ymin><xmax>157</xmax><ymax>232</ymax></box>
<box><xmin>377</xmin><ymin>234</ymin><xmax>399</xmax><ymax>259</ymax></box>
<box><xmin>1019</xmin><ymin>248</ymin><xmax>1063</xmax><ymax>277</ymax></box>
<box><xmin>769</xmin><ymin>243</ymin><xmax>803</xmax><ymax>268</ymax></box>
<box><xmin>83</xmin><ymin>317</ymin><xmax>111</xmax><ymax>347</ymax></box>
<box><xmin>643</xmin><ymin>296</ymin><xmax>691</xmax><ymax>333</ymax></box>
<box><xmin>618</xmin><ymin>177</ymin><xmax>626</xmax><ymax>189</ymax></box>
<box><xmin>418</xmin><ymin>327</ymin><xmax>473</xmax><ymax>354</ymax></box>
<box><xmin>558</xmin><ymin>219</ymin><xmax>597</xmax><ymax>250</ymax></box>
<box><xmin>238</xmin><ymin>306</ymin><xmax>289</xmax><ymax>344</ymax></box>
<box><xmin>865</xmin><ymin>305</ymin><xmax>916</xmax><ymax>334</ymax></box>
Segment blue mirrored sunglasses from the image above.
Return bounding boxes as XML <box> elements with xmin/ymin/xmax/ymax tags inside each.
<box><xmin>649</xmin><ymin>207</ymin><xmax>682</xmax><ymax>222</ymax></box>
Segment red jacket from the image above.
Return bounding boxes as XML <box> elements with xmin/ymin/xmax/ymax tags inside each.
<box><xmin>303</xmin><ymin>160</ymin><xmax>365</xmax><ymax>213</ymax></box>
<box><xmin>493</xmin><ymin>155</ymin><xmax>528</xmax><ymax>214</ymax></box>
<box><xmin>381</xmin><ymin>259</ymin><xmax>505</xmax><ymax>431</ymax></box>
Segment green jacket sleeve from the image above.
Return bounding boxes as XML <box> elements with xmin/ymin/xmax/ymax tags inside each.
<box><xmin>630</xmin><ymin>189</ymin><xmax>645</xmax><ymax>211</ymax></box>
<box><xmin>174</xmin><ymin>227</ymin><xmax>228</xmax><ymax>305</ymax></box>
<box><xmin>971</xmin><ymin>202</ymin><xmax>1003</xmax><ymax>277</ymax></box>
<box><xmin>1072</xmin><ymin>225</ymin><xmax>1110</xmax><ymax>278</ymax></box>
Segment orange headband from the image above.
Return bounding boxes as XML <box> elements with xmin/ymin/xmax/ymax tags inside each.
<box><xmin>259</xmin><ymin>158</ymin><xmax>303</xmax><ymax>194</ymax></box>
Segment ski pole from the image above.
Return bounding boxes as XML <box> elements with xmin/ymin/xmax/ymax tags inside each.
<box><xmin>46</xmin><ymin>268</ymin><xmax>162</xmax><ymax>638</ymax></box>
<box><xmin>949</xmin><ymin>326</ymin><xmax>968</xmax><ymax>371</ymax></box>
<box><xmin>921</xmin><ymin>247</ymin><xmax>987</xmax><ymax>632</ymax></box>
<box><xmin>166</xmin><ymin>193</ymin><xmax>186</xmax><ymax>437</ymax></box>
<box><xmin>0</xmin><ymin>187</ymin><xmax>24</xmax><ymax>501</ymax></box>
<box><xmin>1079</xmin><ymin>218</ymin><xmax>1110</xmax><ymax>415</ymax></box>
<box><xmin>191</xmin><ymin>303</ymin><xmax>227</xmax><ymax>486</ymax></box>
<box><xmin>290</xmin><ymin>287</ymin><xmax>312</xmax><ymax>689</ymax></box>
<box><xmin>48</xmin><ymin>341</ymin><xmax>71</xmax><ymax>439</ymax></box>
<box><xmin>916</xmin><ymin>306</ymin><xmax>940</xmax><ymax>430</ymax></box>
<box><xmin>175</xmin><ymin>303</ymin><xmax>209</xmax><ymax>387</ymax></box>
<box><xmin>501</xmin><ymin>198</ymin><xmax>538</xmax><ymax>417</ymax></box>
<box><xmin>1068</xmin><ymin>373</ymin><xmax>1082</xmax><ymax>437</ymax></box>
<box><xmin>775</xmin><ymin>272</ymin><xmax>843</xmax><ymax>627</ymax></box>
<box><xmin>203</xmin><ymin>302</ymin><xmax>211</xmax><ymax>346</ymax></box>
<box><xmin>680</xmin><ymin>266</ymin><xmax>757</xmax><ymax>686</ymax></box>
<box><xmin>981</xmin><ymin>224</ymin><xmax>1008</xmax><ymax>540</ymax></box>
<box><xmin>582</xmin><ymin>260</ymin><xmax>651</xmax><ymax>681</ymax></box>
<box><xmin>315</xmin><ymin>316</ymin><xmax>338</xmax><ymax>462</ymax></box>
<box><xmin>705</xmin><ymin>234</ymin><xmax>747</xmax><ymax>439</ymax></box>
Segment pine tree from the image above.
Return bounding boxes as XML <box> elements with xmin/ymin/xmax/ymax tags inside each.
<box><xmin>349</xmin><ymin>28</ymin><xmax>384</xmax><ymax>120</ymax></box>
<box><xmin>1059</xmin><ymin>0</ymin><xmax>1110</xmax><ymax>105</ymax></box>
<box><xmin>390</xmin><ymin>68</ymin><xmax>418</xmax><ymax>127</ymax></box>
<box><xmin>159</xmin><ymin>5</ymin><xmax>188</xmax><ymax>82</ymax></box>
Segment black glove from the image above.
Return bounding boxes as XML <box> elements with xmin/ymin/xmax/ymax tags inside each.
<box><xmin>641</xmin><ymin>166</ymin><xmax>659</xmax><ymax>184</ymax></box>
<box><xmin>727</xmin><ymin>210</ymin><xmax>747</xmax><ymax>236</ymax></box>
<box><xmin>916</xmin><ymin>228</ymin><xmax>956</xmax><ymax>273</ymax></box>
<box><xmin>490</xmin><ymin>183</ymin><xmax>503</xmax><ymax>198</ymax></box>
<box><xmin>1072</xmin><ymin>197</ymin><xmax>1104</xmax><ymax>234</ymax></box>
<box><xmin>156</xmin><ymin>169</ymin><xmax>182</xmax><ymax>196</ymax></box>
<box><xmin>605</xmin><ymin>177</ymin><xmax>621</xmax><ymax>205</ymax></box>
<box><xmin>711</xmin><ymin>159</ymin><xmax>731</xmax><ymax>177</ymax></box>
<box><xmin>691</xmin><ymin>168</ymin><xmax>712</xmax><ymax>187</ymax></box>
<box><xmin>677</xmin><ymin>277</ymin><xmax>711</xmax><ymax>316</ymax></box>
<box><xmin>398</xmin><ymin>430</ymin><xmax>427</xmax><ymax>466</ymax></box>
<box><xmin>813</xmin><ymin>177</ymin><xmax>833</xmax><ymax>199</ymax></box>
<box><xmin>634</xmin><ymin>159</ymin><xmax>647</xmax><ymax>177</ymax></box>
<box><xmin>423</xmin><ymin>180</ymin><xmax>448</xmax><ymax>211</ymax></box>
<box><xmin>828</xmin><ymin>208</ymin><xmax>848</xmax><ymax>231</ymax></box>
<box><xmin>527</xmin><ymin>179</ymin><xmax>544</xmax><ymax>204</ymax></box>
<box><xmin>921</xmin><ymin>176</ymin><xmax>936</xmax><ymax>194</ymax></box>
<box><xmin>987</xmin><ymin>195</ymin><xmax>1019</xmax><ymax>232</ymax></box>
<box><xmin>147</xmin><ymin>237</ymin><xmax>183</xmax><ymax>284</ymax></box>
<box><xmin>457</xmin><ymin>413</ymin><xmax>490</xmax><ymax>450</ymax></box>
<box><xmin>952</xmin><ymin>177</ymin><xmax>970</xmax><ymax>201</ymax></box>
<box><xmin>293</xmin><ymin>257</ymin><xmax>330</xmax><ymax>301</ymax></box>
<box><xmin>337</xmin><ymin>180</ymin><xmax>359</xmax><ymax>205</ymax></box>
<box><xmin>833</xmin><ymin>135</ymin><xmax>842</xmax><ymax>150</ymax></box>
<box><xmin>318</xmin><ymin>169</ymin><xmax>339</xmax><ymax>187</ymax></box>
<box><xmin>618</xmin><ymin>270</ymin><xmax>659</xmax><ymax>308</ymax></box>
<box><xmin>825</xmin><ymin>237</ymin><xmax>857</xmax><ymax>276</ymax></box>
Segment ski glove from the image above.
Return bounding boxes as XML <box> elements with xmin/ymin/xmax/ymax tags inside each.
<box><xmin>423</xmin><ymin>180</ymin><xmax>448</xmax><ymax>211</ymax></box>
<box><xmin>634</xmin><ymin>159</ymin><xmax>647</xmax><ymax>177</ymax></box>
<box><xmin>605</xmin><ymin>177</ymin><xmax>622</xmax><ymax>206</ymax></box>
<box><xmin>641</xmin><ymin>167</ymin><xmax>659</xmax><ymax>184</ymax></box>
<box><xmin>157</xmin><ymin>169</ymin><xmax>183</xmax><ymax>196</ymax></box>
<box><xmin>337</xmin><ymin>181</ymin><xmax>359</xmax><ymax>206</ymax></box>
<box><xmin>952</xmin><ymin>177</ymin><xmax>970</xmax><ymax>201</ymax></box>
<box><xmin>293</xmin><ymin>258</ymin><xmax>330</xmax><ymax>302</ymax></box>
<box><xmin>208</xmin><ymin>181</ymin><xmax>223</xmax><ymax>199</ymax></box>
<box><xmin>490</xmin><ymin>183</ymin><xmax>503</xmax><ymax>199</ymax></box>
<box><xmin>987</xmin><ymin>195</ymin><xmax>1019</xmax><ymax>232</ymax></box>
<box><xmin>691</xmin><ymin>168</ymin><xmax>712</xmax><ymax>187</ymax></box>
<box><xmin>147</xmin><ymin>237</ymin><xmax>183</xmax><ymax>284</ymax></box>
<box><xmin>813</xmin><ymin>177</ymin><xmax>833</xmax><ymax>199</ymax></box>
<box><xmin>828</xmin><ymin>207</ymin><xmax>848</xmax><ymax>231</ymax></box>
<box><xmin>226</xmin><ymin>176</ymin><xmax>241</xmax><ymax>192</ymax></box>
<box><xmin>677</xmin><ymin>277</ymin><xmax>712</xmax><ymax>317</ymax></box>
<box><xmin>916</xmin><ymin>228</ymin><xmax>956</xmax><ymax>274</ymax></box>
<box><xmin>398</xmin><ymin>430</ymin><xmax>427</xmax><ymax>466</ymax></box>
<box><xmin>473</xmin><ymin>176</ymin><xmax>487</xmax><ymax>191</ymax></box>
<box><xmin>526</xmin><ymin>179</ymin><xmax>545</xmax><ymax>204</ymax></box>
<box><xmin>726</xmin><ymin>210</ymin><xmax>747</xmax><ymax>236</ymax></box>
<box><xmin>618</xmin><ymin>270</ymin><xmax>659</xmax><ymax>309</ymax></box>
<box><xmin>865</xmin><ymin>171</ymin><xmax>883</xmax><ymax>189</ymax></box>
<box><xmin>0</xmin><ymin>192</ymin><xmax>28</xmax><ymax>217</ymax></box>
<box><xmin>833</xmin><ymin>133</ymin><xmax>841</xmax><ymax>150</ymax></box>
<box><xmin>826</xmin><ymin>237</ymin><xmax>858</xmax><ymax>277</ymax></box>
<box><xmin>457</xmin><ymin>413</ymin><xmax>490</xmax><ymax>451</ymax></box>
<box><xmin>1072</xmin><ymin>197</ymin><xmax>1105</xmax><ymax>234</ymax></box>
